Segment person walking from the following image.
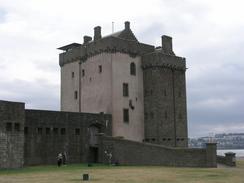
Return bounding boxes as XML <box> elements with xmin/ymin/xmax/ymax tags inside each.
<box><xmin>62</xmin><ymin>152</ymin><xmax>67</xmax><ymax>166</ymax></box>
<box><xmin>57</xmin><ymin>153</ymin><xmax>63</xmax><ymax>167</ymax></box>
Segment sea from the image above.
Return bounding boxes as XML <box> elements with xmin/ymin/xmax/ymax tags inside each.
<box><xmin>217</xmin><ymin>149</ymin><xmax>244</xmax><ymax>157</ymax></box>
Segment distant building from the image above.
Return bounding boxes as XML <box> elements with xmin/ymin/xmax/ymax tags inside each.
<box><xmin>189</xmin><ymin>133</ymin><xmax>244</xmax><ymax>149</ymax></box>
<box><xmin>59</xmin><ymin>21</ymin><xmax>188</xmax><ymax>147</ymax></box>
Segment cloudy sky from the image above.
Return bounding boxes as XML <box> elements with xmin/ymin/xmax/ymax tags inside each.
<box><xmin>0</xmin><ymin>0</ymin><xmax>243</xmax><ymax>137</ymax></box>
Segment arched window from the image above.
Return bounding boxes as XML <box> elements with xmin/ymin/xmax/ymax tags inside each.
<box><xmin>130</xmin><ymin>62</ymin><xmax>136</xmax><ymax>75</ymax></box>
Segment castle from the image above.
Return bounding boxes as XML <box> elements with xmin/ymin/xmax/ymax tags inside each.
<box><xmin>0</xmin><ymin>22</ymin><xmax>217</xmax><ymax>169</ymax></box>
<box><xmin>59</xmin><ymin>21</ymin><xmax>187</xmax><ymax>147</ymax></box>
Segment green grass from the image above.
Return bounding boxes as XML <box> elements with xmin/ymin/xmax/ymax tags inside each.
<box><xmin>0</xmin><ymin>161</ymin><xmax>244</xmax><ymax>183</ymax></box>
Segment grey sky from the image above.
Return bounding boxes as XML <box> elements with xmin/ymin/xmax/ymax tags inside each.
<box><xmin>0</xmin><ymin>0</ymin><xmax>243</xmax><ymax>137</ymax></box>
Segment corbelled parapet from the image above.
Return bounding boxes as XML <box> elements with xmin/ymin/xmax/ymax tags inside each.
<box><xmin>58</xmin><ymin>21</ymin><xmax>156</xmax><ymax>67</ymax></box>
<box><xmin>59</xmin><ymin>37</ymin><xmax>154</xmax><ymax>67</ymax></box>
<box><xmin>142</xmin><ymin>51</ymin><xmax>186</xmax><ymax>71</ymax></box>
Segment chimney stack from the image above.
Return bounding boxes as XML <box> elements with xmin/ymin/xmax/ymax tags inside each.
<box><xmin>94</xmin><ymin>26</ymin><xmax>101</xmax><ymax>41</ymax></box>
<box><xmin>161</xmin><ymin>35</ymin><xmax>173</xmax><ymax>54</ymax></box>
<box><xmin>83</xmin><ymin>36</ymin><xmax>92</xmax><ymax>44</ymax></box>
<box><xmin>125</xmin><ymin>21</ymin><xmax>130</xmax><ymax>30</ymax></box>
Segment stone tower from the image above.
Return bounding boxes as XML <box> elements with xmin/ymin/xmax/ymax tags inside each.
<box><xmin>58</xmin><ymin>22</ymin><xmax>188</xmax><ymax>147</ymax></box>
<box><xmin>142</xmin><ymin>36</ymin><xmax>188</xmax><ymax>147</ymax></box>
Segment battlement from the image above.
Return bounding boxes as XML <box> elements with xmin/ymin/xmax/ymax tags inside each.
<box><xmin>142</xmin><ymin>52</ymin><xmax>186</xmax><ymax>71</ymax></box>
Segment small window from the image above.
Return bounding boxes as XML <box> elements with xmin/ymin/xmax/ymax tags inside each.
<box><xmin>150</xmin><ymin>112</ymin><xmax>154</xmax><ymax>119</ymax></box>
<box><xmin>123</xmin><ymin>83</ymin><xmax>129</xmax><ymax>97</ymax></box>
<box><xmin>130</xmin><ymin>62</ymin><xmax>136</xmax><ymax>75</ymax></box>
<box><xmin>178</xmin><ymin>91</ymin><xmax>182</xmax><ymax>97</ymax></box>
<box><xmin>37</xmin><ymin>128</ymin><xmax>42</xmax><ymax>135</ymax></box>
<box><xmin>75</xmin><ymin>128</ymin><xmax>80</xmax><ymax>135</ymax></box>
<box><xmin>145</xmin><ymin>112</ymin><xmax>148</xmax><ymax>120</ymax></box>
<box><xmin>24</xmin><ymin>127</ymin><xmax>28</xmax><ymax>134</ymax></box>
<box><xmin>164</xmin><ymin>90</ymin><xmax>167</xmax><ymax>96</ymax></box>
<box><xmin>74</xmin><ymin>91</ymin><xmax>78</xmax><ymax>100</ymax></box>
<box><xmin>162</xmin><ymin>138</ymin><xmax>166</xmax><ymax>141</ymax></box>
<box><xmin>123</xmin><ymin>108</ymin><xmax>129</xmax><ymax>123</ymax></box>
<box><xmin>6</xmin><ymin>123</ymin><xmax>12</xmax><ymax>131</ymax></box>
<box><xmin>61</xmin><ymin>128</ymin><xmax>66</xmax><ymax>135</ymax></box>
<box><xmin>144</xmin><ymin>89</ymin><xmax>148</xmax><ymax>96</ymax></box>
<box><xmin>82</xmin><ymin>69</ymin><xmax>85</xmax><ymax>77</ymax></box>
<box><xmin>14</xmin><ymin>123</ymin><xmax>20</xmax><ymax>131</ymax></box>
<box><xmin>99</xmin><ymin>65</ymin><xmax>102</xmax><ymax>73</ymax></box>
<box><xmin>165</xmin><ymin>111</ymin><xmax>168</xmax><ymax>119</ymax></box>
<box><xmin>72</xmin><ymin>72</ymin><xmax>74</xmax><ymax>78</ymax></box>
<box><xmin>46</xmin><ymin>128</ymin><xmax>51</xmax><ymax>135</ymax></box>
<box><xmin>181</xmin><ymin>138</ymin><xmax>184</xmax><ymax>141</ymax></box>
<box><xmin>179</xmin><ymin>113</ymin><xmax>182</xmax><ymax>119</ymax></box>
<box><xmin>167</xmin><ymin>138</ymin><xmax>171</xmax><ymax>141</ymax></box>
<box><xmin>53</xmin><ymin>128</ymin><xmax>58</xmax><ymax>135</ymax></box>
<box><xmin>150</xmin><ymin>90</ymin><xmax>153</xmax><ymax>95</ymax></box>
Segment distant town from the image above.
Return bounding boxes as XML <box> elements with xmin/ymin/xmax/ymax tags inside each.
<box><xmin>189</xmin><ymin>133</ymin><xmax>244</xmax><ymax>149</ymax></box>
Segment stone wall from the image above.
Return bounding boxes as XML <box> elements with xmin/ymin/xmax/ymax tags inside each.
<box><xmin>24</xmin><ymin>109</ymin><xmax>112</xmax><ymax>166</ymax></box>
<box><xmin>0</xmin><ymin>100</ymin><xmax>25</xmax><ymax>169</ymax></box>
<box><xmin>98</xmin><ymin>135</ymin><xmax>217</xmax><ymax>167</ymax></box>
<box><xmin>217</xmin><ymin>152</ymin><xmax>236</xmax><ymax>166</ymax></box>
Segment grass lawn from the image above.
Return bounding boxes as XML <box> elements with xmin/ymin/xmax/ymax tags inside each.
<box><xmin>0</xmin><ymin>161</ymin><xmax>243</xmax><ymax>183</ymax></box>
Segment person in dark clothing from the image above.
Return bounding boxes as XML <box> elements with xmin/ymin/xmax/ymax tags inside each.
<box><xmin>57</xmin><ymin>153</ymin><xmax>63</xmax><ymax>167</ymax></box>
<box><xmin>62</xmin><ymin>152</ymin><xmax>67</xmax><ymax>165</ymax></box>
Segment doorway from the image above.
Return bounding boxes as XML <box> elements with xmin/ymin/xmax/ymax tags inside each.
<box><xmin>89</xmin><ymin>147</ymin><xmax>98</xmax><ymax>163</ymax></box>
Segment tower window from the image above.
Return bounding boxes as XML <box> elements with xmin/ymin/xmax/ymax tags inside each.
<box><xmin>75</xmin><ymin>128</ymin><xmax>80</xmax><ymax>135</ymax></box>
<box><xmin>24</xmin><ymin>127</ymin><xmax>28</xmax><ymax>134</ymax></box>
<box><xmin>6</xmin><ymin>123</ymin><xmax>12</xmax><ymax>131</ymax></box>
<box><xmin>61</xmin><ymin>128</ymin><xmax>66</xmax><ymax>135</ymax></box>
<box><xmin>123</xmin><ymin>83</ymin><xmax>129</xmax><ymax>97</ymax></box>
<box><xmin>46</xmin><ymin>128</ymin><xmax>51</xmax><ymax>135</ymax></box>
<box><xmin>145</xmin><ymin>112</ymin><xmax>148</xmax><ymax>120</ymax></box>
<box><xmin>74</xmin><ymin>91</ymin><xmax>78</xmax><ymax>99</ymax></box>
<box><xmin>164</xmin><ymin>89</ymin><xmax>167</xmax><ymax>96</ymax></box>
<box><xmin>123</xmin><ymin>108</ymin><xmax>129</xmax><ymax>123</ymax></box>
<box><xmin>144</xmin><ymin>89</ymin><xmax>148</xmax><ymax>97</ymax></box>
<box><xmin>179</xmin><ymin>113</ymin><xmax>182</xmax><ymax>119</ymax></box>
<box><xmin>82</xmin><ymin>69</ymin><xmax>85</xmax><ymax>77</ymax></box>
<box><xmin>178</xmin><ymin>91</ymin><xmax>182</xmax><ymax>97</ymax></box>
<box><xmin>165</xmin><ymin>111</ymin><xmax>168</xmax><ymax>119</ymax></box>
<box><xmin>130</xmin><ymin>62</ymin><xmax>136</xmax><ymax>75</ymax></box>
<box><xmin>53</xmin><ymin>128</ymin><xmax>58</xmax><ymax>135</ymax></box>
<box><xmin>99</xmin><ymin>65</ymin><xmax>102</xmax><ymax>73</ymax></box>
<box><xmin>72</xmin><ymin>72</ymin><xmax>74</xmax><ymax>78</ymax></box>
<box><xmin>14</xmin><ymin>123</ymin><xmax>20</xmax><ymax>131</ymax></box>
<box><xmin>37</xmin><ymin>128</ymin><xmax>42</xmax><ymax>135</ymax></box>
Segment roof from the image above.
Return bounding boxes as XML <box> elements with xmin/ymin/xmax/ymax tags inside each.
<box><xmin>102</xmin><ymin>29</ymin><xmax>138</xmax><ymax>42</ymax></box>
<box><xmin>57</xmin><ymin>43</ymin><xmax>81</xmax><ymax>51</ymax></box>
<box><xmin>58</xmin><ymin>26</ymin><xmax>138</xmax><ymax>51</ymax></box>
